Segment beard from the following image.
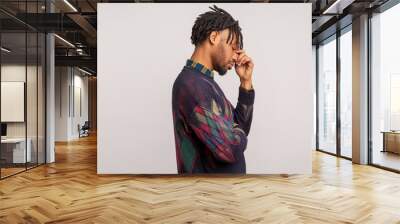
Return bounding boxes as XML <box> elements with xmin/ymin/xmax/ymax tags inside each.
<box><xmin>214</xmin><ymin>64</ymin><xmax>228</xmax><ymax>76</ymax></box>
<box><xmin>212</xmin><ymin>45</ymin><xmax>229</xmax><ymax>76</ymax></box>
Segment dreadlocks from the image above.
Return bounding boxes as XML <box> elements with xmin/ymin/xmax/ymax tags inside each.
<box><xmin>191</xmin><ymin>5</ymin><xmax>243</xmax><ymax>50</ymax></box>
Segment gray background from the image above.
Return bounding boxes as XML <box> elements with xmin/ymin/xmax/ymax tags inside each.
<box><xmin>97</xmin><ymin>3</ymin><xmax>313</xmax><ymax>174</ymax></box>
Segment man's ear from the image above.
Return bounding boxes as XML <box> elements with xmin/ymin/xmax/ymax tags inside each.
<box><xmin>208</xmin><ymin>31</ymin><xmax>219</xmax><ymax>46</ymax></box>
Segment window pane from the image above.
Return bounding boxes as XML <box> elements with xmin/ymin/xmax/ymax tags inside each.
<box><xmin>318</xmin><ymin>37</ymin><xmax>337</xmax><ymax>154</ymax></box>
<box><xmin>371</xmin><ymin>3</ymin><xmax>400</xmax><ymax>171</ymax></box>
<box><xmin>340</xmin><ymin>29</ymin><xmax>352</xmax><ymax>158</ymax></box>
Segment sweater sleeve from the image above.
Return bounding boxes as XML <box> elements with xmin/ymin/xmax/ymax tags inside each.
<box><xmin>231</xmin><ymin>87</ymin><xmax>255</xmax><ymax>136</ymax></box>
<box><xmin>188</xmin><ymin>103</ymin><xmax>248</xmax><ymax>163</ymax></box>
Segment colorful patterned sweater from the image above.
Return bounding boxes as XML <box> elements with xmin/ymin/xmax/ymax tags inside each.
<box><xmin>172</xmin><ymin>59</ymin><xmax>255</xmax><ymax>174</ymax></box>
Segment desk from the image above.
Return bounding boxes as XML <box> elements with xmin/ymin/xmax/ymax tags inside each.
<box><xmin>1</xmin><ymin>138</ymin><xmax>32</xmax><ymax>163</ymax></box>
<box><xmin>382</xmin><ymin>131</ymin><xmax>400</xmax><ymax>154</ymax></box>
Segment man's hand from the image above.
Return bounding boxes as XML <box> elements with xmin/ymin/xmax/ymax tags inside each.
<box><xmin>234</xmin><ymin>50</ymin><xmax>254</xmax><ymax>90</ymax></box>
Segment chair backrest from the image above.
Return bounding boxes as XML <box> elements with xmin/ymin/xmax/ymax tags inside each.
<box><xmin>83</xmin><ymin>121</ymin><xmax>90</xmax><ymax>129</ymax></box>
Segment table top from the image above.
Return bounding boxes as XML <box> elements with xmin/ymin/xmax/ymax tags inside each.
<box><xmin>1</xmin><ymin>138</ymin><xmax>31</xmax><ymax>143</ymax></box>
<box><xmin>381</xmin><ymin>131</ymin><xmax>400</xmax><ymax>134</ymax></box>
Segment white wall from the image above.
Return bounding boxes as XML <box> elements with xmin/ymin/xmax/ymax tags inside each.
<box><xmin>98</xmin><ymin>3</ymin><xmax>313</xmax><ymax>174</ymax></box>
<box><xmin>55</xmin><ymin>67</ymin><xmax>69</xmax><ymax>141</ymax></box>
<box><xmin>72</xmin><ymin>72</ymin><xmax>89</xmax><ymax>138</ymax></box>
<box><xmin>55</xmin><ymin>67</ymin><xmax>89</xmax><ymax>141</ymax></box>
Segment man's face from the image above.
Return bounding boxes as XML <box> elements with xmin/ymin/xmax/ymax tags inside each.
<box><xmin>210</xmin><ymin>29</ymin><xmax>240</xmax><ymax>76</ymax></box>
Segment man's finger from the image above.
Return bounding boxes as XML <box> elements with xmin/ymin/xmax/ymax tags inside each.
<box><xmin>240</xmin><ymin>56</ymin><xmax>251</xmax><ymax>66</ymax></box>
<box><xmin>237</xmin><ymin>54</ymin><xmax>246</xmax><ymax>65</ymax></box>
<box><xmin>244</xmin><ymin>56</ymin><xmax>253</xmax><ymax>64</ymax></box>
<box><xmin>240</xmin><ymin>58</ymin><xmax>251</xmax><ymax>67</ymax></box>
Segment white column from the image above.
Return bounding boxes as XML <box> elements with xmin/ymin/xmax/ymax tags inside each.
<box><xmin>352</xmin><ymin>14</ymin><xmax>369</xmax><ymax>164</ymax></box>
<box><xmin>46</xmin><ymin>1</ymin><xmax>55</xmax><ymax>163</ymax></box>
<box><xmin>46</xmin><ymin>33</ymin><xmax>55</xmax><ymax>163</ymax></box>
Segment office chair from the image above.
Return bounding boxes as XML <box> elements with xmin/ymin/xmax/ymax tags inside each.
<box><xmin>79</xmin><ymin>121</ymin><xmax>90</xmax><ymax>138</ymax></box>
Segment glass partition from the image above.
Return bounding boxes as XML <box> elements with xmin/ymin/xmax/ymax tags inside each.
<box><xmin>0</xmin><ymin>1</ymin><xmax>46</xmax><ymax>179</ymax></box>
<box><xmin>0</xmin><ymin>31</ymin><xmax>28</xmax><ymax>177</ymax></box>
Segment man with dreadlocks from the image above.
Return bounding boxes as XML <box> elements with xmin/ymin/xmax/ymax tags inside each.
<box><xmin>172</xmin><ymin>5</ymin><xmax>255</xmax><ymax>174</ymax></box>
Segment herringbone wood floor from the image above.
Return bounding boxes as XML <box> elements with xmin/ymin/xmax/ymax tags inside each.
<box><xmin>1</xmin><ymin>134</ymin><xmax>400</xmax><ymax>223</ymax></box>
